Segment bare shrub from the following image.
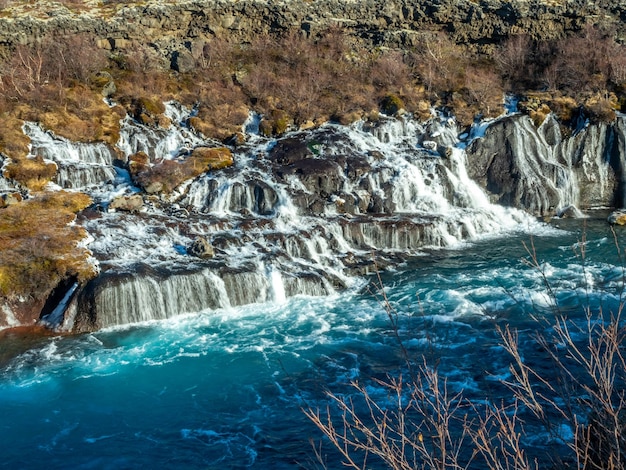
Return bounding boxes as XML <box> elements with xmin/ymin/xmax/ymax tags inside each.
<box><xmin>544</xmin><ymin>25</ymin><xmax>613</xmax><ymax>95</ymax></box>
<box><xmin>411</xmin><ymin>33</ymin><xmax>467</xmax><ymax>98</ymax></box>
<box><xmin>495</xmin><ymin>34</ymin><xmax>533</xmax><ymax>90</ymax></box>
<box><xmin>608</xmin><ymin>44</ymin><xmax>626</xmax><ymax>90</ymax></box>
<box><xmin>124</xmin><ymin>42</ymin><xmax>166</xmax><ymax>74</ymax></box>
<box><xmin>463</xmin><ymin>65</ymin><xmax>504</xmax><ymax>119</ymax></box>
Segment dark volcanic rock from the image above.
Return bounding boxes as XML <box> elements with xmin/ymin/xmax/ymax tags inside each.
<box><xmin>466</xmin><ymin>114</ymin><xmax>626</xmax><ymax>214</ymax></box>
<box><xmin>187</xmin><ymin>236</ymin><xmax>215</xmax><ymax>258</ymax></box>
<box><xmin>277</xmin><ymin>159</ymin><xmax>343</xmax><ymax>197</ymax></box>
<box><xmin>2</xmin><ymin>0</ymin><xmax>624</xmax><ymax>64</ymax></box>
<box><xmin>268</xmin><ymin>137</ymin><xmax>313</xmax><ymax>165</ymax></box>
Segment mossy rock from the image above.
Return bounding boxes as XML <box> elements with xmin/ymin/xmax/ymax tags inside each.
<box><xmin>121</xmin><ymin>96</ymin><xmax>167</xmax><ymax>128</ymax></box>
<box><xmin>0</xmin><ymin>191</ymin><xmax>96</xmax><ymax>299</ymax></box>
<box><xmin>135</xmin><ymin>147</ymin><xmax>233</xmax><ymax>194</ymax></box>
<box><xmin>584</xmin><ymin>94</ymin><xmax>617</xmax><ymax>124</ymax></box>
<box><xmin>549</xmin><ymin>96</ymin><xmax>578</xmax><ymax>123</ymax></box>
<box><xmin>259</xmin><ymin>119</ymin><xmax>273</xmax><ymax>137</ymax></box>
<box><xmin>128</xmin><ymin>151</ymin><xmax>150</xmax><ymax>180</ymax></box>
<box><xmin>0</xmin><ymin>116</ymin><xmax>30</xmax><ymax>160</ymax></box>
<box><xmin>137</xmin><ymin>97</ymin><xmax>166</xmax><ymax>116</ymax></box>
<box><xmin>380</xmin><ymin>94</ymin><xmax>405</xmax><ymax>115</ymax></box>
<box><xmin>529</xmin><ymin>104</ymin><xmax>551</xmax><ymax>127</ymax></box>
<box><xmin>190</xmin><ymin>147</ymin><xmax>234</xmax><ymax>171</ymax></box>
<box><xmin>4</xmin><ymin>156</ymin><xmax>57</xmax><ymax>191</ymax></box>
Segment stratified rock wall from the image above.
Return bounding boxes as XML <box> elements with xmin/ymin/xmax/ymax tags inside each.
<box><xmin>466</xmin><ymin>114</ymin><xmax>626</xmax><ymax>215</ymax></box>
<box><xmin>0</xmin><ymin>0</ymin><xmax>623</xmax><ymax>53</ymax></box>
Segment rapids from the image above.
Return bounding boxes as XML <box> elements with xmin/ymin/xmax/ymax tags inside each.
<box><xmin>2</xmin><ymin>103</ymin><xmax>626</xmax><ymax>467</ymax></box>
<box><xmin>0</xmin><ymin>216</ymin><xmax>623</xmax><ymax>468</ymax></box>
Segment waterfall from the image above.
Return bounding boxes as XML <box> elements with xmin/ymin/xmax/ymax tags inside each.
<box><xmin>68</xmin><ymin>268</ymin><xmax>229</xmax><ymax>331</ymax></box>
<box><xmin>24</xmin><ymin>122</ymin><xmax>119</xmax><ymax>190</ymax></box>
<box><xmin>116</xmin><ymin>102</ymin><xmax>206</xmax><ymax>161</ymax></box>
<box><xmin>269</xmin><ymin>267</ymin><xmax>287</xmax><ymax>303</ymax></box>
<box><xmin>466</xmin><ymin>113</ymin><xmax>625</xmax><ymax>214</ymax></box>
<box><xmin>12</xmin><ymin>105</ymin><xmax>570</xmax><ymax>332</ymax></box>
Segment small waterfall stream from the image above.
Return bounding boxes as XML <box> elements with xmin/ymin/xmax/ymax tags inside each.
<box><xmin>24</xmin><ymin>122</ymin><xmax>119</xmax><ymax>190</ymax></box>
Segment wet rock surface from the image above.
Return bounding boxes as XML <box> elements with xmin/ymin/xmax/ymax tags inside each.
<box><xmin>466</xmin><ymin>114</ymin><xmax>626</xmax><ymax>216</ymax></box>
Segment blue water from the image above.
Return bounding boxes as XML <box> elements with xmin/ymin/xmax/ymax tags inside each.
<box><xmin>1</xmin><ymin>216</ymin><xmax>624</xmax><ymax>469</ymax></box>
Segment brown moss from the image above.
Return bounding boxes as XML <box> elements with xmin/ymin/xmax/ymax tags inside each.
<box><xmin>4</xmin><ymin>155</ymin><xmax>57</xmax><ymax>191</ymax></box>
<box><xmin>549</xmin><ymin>96</ymin><xmax>578</xmax><ymax>122</ymax></box>
<box><xmin>135</xmin><ymin>147</ymin><xmax>234</xmax><ymax>193</ymax></box>
<box><xmin>190</xmin><ymin>147</ymin><xmax>234</xmax><ymax>171</ymax></box>
<box><xmin>190</xmin><ymin>102</ymin><xmax>249</xmax><ymax>141</ymax></box>
<box><xmin>128</xmin><ymin>151</ymin><xmax>150</xmax><ymax>180</ymax></box>
<box><xmin>584</xmin><ymin>95</ymin><xmax>617</xmax><ymax>124</ymax></box>
<box><xmin>12</xmin><ymin>86</ymin><xmax>124</xmax><ymax>145</ymax></box>
<box><xmin>529</xmin><ymin>104</ymin><xmax>552</xmax><ymax>127</ymax></box>
<box><xmin>0</xmin><ymin>115</ymin><xmax>29</xmax><ymax>159</ymax></box>
<box><xmin>0</xmin><ymin>191</ymin><xmax>96</xmax><ymax>299</ymax></box>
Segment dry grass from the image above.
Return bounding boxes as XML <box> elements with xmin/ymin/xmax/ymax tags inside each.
<box><xmin>0</xmin><ymin>191</ymin><xmax>96</xmax><ymax>298</ymax></box>
<box><xmin>0</xmin><ymin>113</ymin><xmax>30</xmax><ymax>159</ymax></box>
<box><xmin>134</xmin><ymin>147</ymin><xmax>233</xmax><ymax>193</ymax></box>
<box><xmin>3</xmin><ymin>155</ymin><xmax>57</xmax><ymax>191</ymax></box>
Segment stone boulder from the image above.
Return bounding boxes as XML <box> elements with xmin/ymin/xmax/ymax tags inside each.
<box><xmin>268</xmin><ymin>137</ymin><xmax>313</xmax><ymax>165</ymax></box>
<box><xmin>171</xmin><ymin>49</ymin><xmax>195</xmax><ymax>73</ymax></box>
<box><xmin>109</xmin><ymin>194</ymin><xmax>143</xmax><ymax>213</ymax></box>
<box><xmin>557</xmin><ymin>205</ymin><xmax>584</xmax><ymax>219</ymax></box>
<box><xmin>187</xmin><ymin>236</ymin><xmax>215</xmax><ymax>258</ymax></box>
<box><xmin>608</xmin><ymin>210</ymin><xmax>626</xmax><ymax>226</ymax></box>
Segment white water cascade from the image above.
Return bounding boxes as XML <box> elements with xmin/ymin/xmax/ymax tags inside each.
<box><xmin>12</xmin><ymin>104</ymin><xmax>600</xmax><ymax>331</ymax></box>
<box><xmin>24</xmin><ymin>122</ymin><xmax>118</xmax><ymax>190</ymax></box>
<box><xmin>466</xmin><ymin>113</ymin><xmax>626</xmax><ymax>214</ymax></box>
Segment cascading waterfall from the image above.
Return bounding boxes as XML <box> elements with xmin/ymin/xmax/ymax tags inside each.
<box><xmin>24</xmin><ymin>122</ymin><xmax>119</xmax><ymax>190</ymax></box>
<box><xmin>466</xmin><ymin>113</ymin><xmax>626</xmax><ymax>214</ymax></box>
<box><xmin>16</xmin><ymin>102</ymin><xmax>624</xmax><ymax>331</ymax></box>
<box><xmin>6</xmin><ymin>102</ymin><xmax>626</xmax><ymax>470</ymax></box>
<box><xmin>64</xmin><ymin>109</ymin><xmax>549</xmax><ymax>330</ymax></box>
<box><xmin>116</xmin><ymin>102</ymin><xmax>206</xmax><ymax>161</ymax></box>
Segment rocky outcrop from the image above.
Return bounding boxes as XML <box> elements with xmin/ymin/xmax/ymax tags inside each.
<box><xmin>0</xmin><ymin>0</ymin><xmax>624</xmax><ymax>57</ymax></box>
<box><xmin>187</xmin><ymin>236</ymin><xmax>215</xmax><ymax>258</ymax></box>
<box><xmin>109</xmin><ymin>194</ymin><xmax>144</xmax><ymax>212</ymax></box>
<box><xmin>466</xmin><ymin>114</ymin><xmax>626</xmax><ymax>216</ymax></box>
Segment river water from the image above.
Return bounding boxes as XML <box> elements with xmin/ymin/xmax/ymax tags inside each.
<box><xmin>0</xmin><ymin>214</ymin><xmax>623</xmax><ymax>469</ymax></box>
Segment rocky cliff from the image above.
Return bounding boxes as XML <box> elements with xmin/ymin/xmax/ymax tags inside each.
<box><xmin>1</xmin><ymin>0</ymin><xmax>624</xmax><ymax>54</ymax></box>
<box><xmin>466</xmin><ymin>114</ymin><xmax>626</xmax><ymax>215</ymax></box>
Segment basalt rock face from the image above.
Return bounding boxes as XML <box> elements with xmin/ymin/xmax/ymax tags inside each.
<box><xmin>466</xmin><ymin>114</ymin><xmax>626</xmax><ymax>216</ymax></box>
<box><xmin>0</xmin><ymin>0</ymin><xmax>623</xmax><ymax>53</ymax></box>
